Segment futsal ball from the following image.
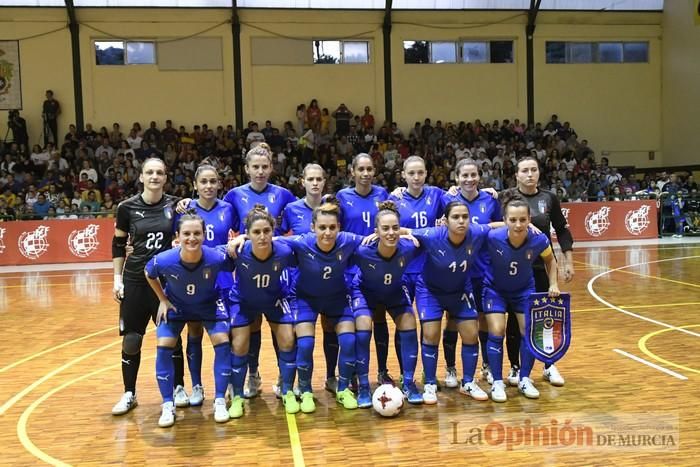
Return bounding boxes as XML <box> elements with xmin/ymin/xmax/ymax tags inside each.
<box><xmin>372</xmin><ymin>384</ymin><xmax>404</xmax><ymax>417</ymax></box>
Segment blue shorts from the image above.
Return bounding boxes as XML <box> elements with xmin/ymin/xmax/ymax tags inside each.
<box><xmin>402</xmin><ymin>272</ymin><xmax>420</xmax><ymax>303</ymax></box>
<box><xmin>415</xmin><ymin>281</ymin><xmax>477</xmax><ymax>323</ymax></box>
<box><xmin>471</xmin><ymin>277</ymin><xmax>485</xmax><ymax>314</ymax></box>
<box><xmin>350</xmin><ymin>285</ymin><xmax>413</xmax><ymax>320</ymax></box>
<box><xmin>295</xmin><ymin>294</ymin><xmax>354</xmax><ymax>325</ymax></box>
<box><xmin>230</xmin><ymin>298</ymin><xmax>294</xmax><ymax>328</ymax></box>
<box><xmin>157</xmin><ymin>319</ymin><xmax>229</xmax><ymax>339</ymax></box>
<box><xmin>482</xmin><ymin>285</ymin><xmax>533</xmax><ymax>314</ymax></box>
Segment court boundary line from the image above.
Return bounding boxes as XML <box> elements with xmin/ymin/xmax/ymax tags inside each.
<box><xmin>285</xmin><ymin>412</ymin><xmax>306</xmax><ymax>467</ymax></box>
<box><xmin>586</xmin><ymin>255</ymin><xmax>700</xmax><ymax>339</ymax></box>
<box><xmin>0</xmin><ymin>326</ymin><xmax>117</xmax><ymax>373</ymax></box>
<box><xmin>638</xmin><ymin>325</ymin><xmax>700</xmax><ymax>376</ymax></box>
<box><xmin>613</xmin><ymin>349</ymin><xmax>687</xmax><ymax>380</ymax></box>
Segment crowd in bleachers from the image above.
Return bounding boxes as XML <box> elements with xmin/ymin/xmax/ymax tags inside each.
<box><xmin>0</xmin><ymin>100</ymin><xmax>697</xmax><ymax>223</ymax></box>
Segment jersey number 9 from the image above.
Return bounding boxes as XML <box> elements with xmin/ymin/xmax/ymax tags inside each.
<box><xmin>186</xmin><ymin>284</ymin><xmax>196</xmax><ymax>295</ymax></box>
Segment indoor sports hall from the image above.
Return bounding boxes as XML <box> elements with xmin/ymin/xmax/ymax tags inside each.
<box><xmin>1</xmin><ymin>0</ymin><xmax>699</xmax><ymax>465</ymax></box>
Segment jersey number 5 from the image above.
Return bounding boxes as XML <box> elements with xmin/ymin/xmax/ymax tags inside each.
<box><xmin>509</xmin><ymin>261</ymin><xmax>518</xmax><ymax>276</ymax></box>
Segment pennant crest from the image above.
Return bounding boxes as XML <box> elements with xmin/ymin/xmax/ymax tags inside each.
<box><xmin>525</xmin><ymin>292</ymin><xmax>571</xmax><ymax>365</ymax></box>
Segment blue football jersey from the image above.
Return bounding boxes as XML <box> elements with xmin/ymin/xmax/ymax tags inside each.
<box><xmin>391</xmin><ymin>185</ymin><xmax>445</xmax><ymax>274</ymax></box>
<box><xmin>352</xmin><ymin>238</ymin><xmax>419</xmax><ymax>301</ymax></box>
<box><xmin>442</xmin><ymin>190</ymin><xmax>502</xmax><ymax>279</ymax></box>
<box><xmin>336</xmin><ymin>185</ymin><xmax>389</xmax><ymax>236</ymax></box>
<box><xmin>483</xmin><ymin>227</ymin><xmax>551</xmax><ymax>293</ymax></box>
<box><xmin>412</xmin><ymin>224</ymin><xmax>489</xmax><ymax>295</ymax></box>
<box><xmin>278</xmin><ymin>231</ymin><xmax>361</xmax><ymax>299</ymax></box>
<box><xmin>145</xmin><ymin>245</ymin><xmax>235</xmax><ymax>321</ymax></box>
<box><xmin>223</xmin><ymin>183</ymin><xmax>296</xmax><ymax>235</ymax></box>
<box><xmin>280</xmin><ymin>198</ymin><xmax>314</xmax><ymax>234</ymax></box>
<box><xmin>229</xmin><ymin>241</ymin><xmax>297</xmax><ymax>310</ymax></box>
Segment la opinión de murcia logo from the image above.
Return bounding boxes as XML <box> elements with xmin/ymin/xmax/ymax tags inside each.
<box><xmin>18</xmin><ymin>225</ymin><xmax>50</xmax><ymax>259</ymax></box>
<box><xmin>584</xmin><ymin>206</ymin><xmax>611</xmax><ymax>237</ymax></box>
<box><xmin>68</xmin><ymin>224</ymin><xmax>100</xmax><ymax>258</ymax></box>
<box><xmin>624</xmin><ymin>205</ymin><xmax>651</xmax><ymax>236</ymax></box>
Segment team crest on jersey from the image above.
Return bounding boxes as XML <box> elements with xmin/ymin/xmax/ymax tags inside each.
<box><xmin>525</xmin><ymin>292</ymin><xmax>571</xmax><ymax>365</ymax></box>
<box><xmin>273</xmin><ymin>261</ymin><xmax>281</xmax><ymax>272</ymax></box>
<box><xmin>164</xmin><ymin>206</ymin><xmax>173</xmax><ymax>220</ymax></box>
<box><xmin>398</xmin><ymin>257</ymin><xmax>405</xmax><ymax>268</ymax></box>
<box><xmin>336</xmin><ymin>252</ymin><xmax>343</xmax><ymax>262</ymax></box>
<box><xmin>68</xmin><ymin>224</ymin><xmax>100</xmax><ymax>258</ymax></box>
<box><xmin>538</xmin><ymin>199</ymin><xmax>548</xmax><ymax>214</ymax></box>
<box><xmin>268</xmin><ymin>193</ymin><xmax>276</xmax><ymax>203</ymax></box>
<box><xmin>18</xmin><ymin>225</ymin><xmax>50</xmax><ymax>260</ymax></box>
<box><xmin>203</xmin><ymin>268</ymin><xmax>212</xmax><ymax>280</ymax></box>
<box><xmin>479</xmin><ymin>202</ymin><xmax>486</xmax><ymax>213</ymax></box>
<box><xmin>466</xmin><ymin>245</ymin><xmax>472</xmax><ymax>256</ymax></box>
<box><xmin>426</xmin><ymin>197</ymin><xmax>432</xmax><ymax>205</ymax></box>
<box><xmin>526</xmin><ymin>249</ymin><xmax>533</xmax><ymax>260</ymax></box>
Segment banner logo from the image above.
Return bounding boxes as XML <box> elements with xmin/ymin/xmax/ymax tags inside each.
<box><xmin>18</xmin><ymin>225</ymin><xmax>50</xmax><ymax>260</ymax></box>
<box><xmin>525</xmin><ymin>292</ymin><xmax>571</xmax><ymax>365</ymax></box>
<box><xmin>584</xmin><ymin>206</ymin><xmax>611</xmax><ymax>237</ymax></box>
<box><xmin>624</xmin><ymin>205</ymin><xmax>651</xmax><ymax>236</ymax></box>
<box><xmin>0</xmin><ymin>227</ymin><xmax>5</xmax><ymax>254</ymax></box>
<box><xmin>68</xmin><ymin>224</ymin><xmax>100</xmax><ymax>258</ymax></box>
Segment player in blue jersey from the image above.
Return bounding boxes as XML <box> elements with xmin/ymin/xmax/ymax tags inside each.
<box><xmin>145</xmin><ymin>214</ymin><xmax>235</xmax><ymax>427</ymax></box>
<box><xmin>226</xmin><ymin>205</ymin><xmax>299</xmax><ymax>417</ymax></box>
<box><xmin>351</xmin><ymin>201</ymin><xmax>423</xmax><ymax>407</ymax></box>
<box><xmin>481</xmin><ymin>192</ymin><xmax>560</xmax><ymax>402</ymax></box>
<box><xmin>408</xmin><ymin>202</ymin><xmax>493</xmax><ymax>405</ymax></box>
<box><xmin>222</xmin><ymin>143</ymin><xmax>296</xmax><ymax>398</ymax></box>
<box><xmin>277</xmin><ymin>199</ymin><xmax>365</xmax><ymax>412</ymax></box>
<box><xmin>336</xmin><ymin>154</ymin><xmax>396</xmax><ymax>386</ymax></box>
<box><xmin>441</xmin><ymin>159</ymin><xmax>502</xmax><ymax>389</ymax></box>
<box><xmin>173</xmin><ymin>164</ymin><xmax>236</xmax><ymax>408</ymax></box>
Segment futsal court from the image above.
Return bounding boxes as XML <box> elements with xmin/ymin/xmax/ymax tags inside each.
<box><xmin>0</xmin><ymin>238</ymin><xmax>698</xmax><ymax>465</ymax></box>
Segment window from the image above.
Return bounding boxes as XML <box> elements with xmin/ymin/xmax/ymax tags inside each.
<box><xmin>313</xmin><ymin>40</ymin><xmax>369</xmax><ymax>64</ymax></box>
<box><xmin>430</xmin><ymin>42</ymin><xmax>457</xmax><ymax>64</ymax></box>
<box><xmin>546</xmin><ymin>41</ymin><xmax>649</xmax><ymax>64</ymax></box>
<box><xmin>405</xmin><ymin>40</ymin><xmax>513</xmax><ymax>64</ymax></box>
<box><xmin>95</xmin><ymin>40</ymin><xmax>156</xmax><ymax>65</ymax></box>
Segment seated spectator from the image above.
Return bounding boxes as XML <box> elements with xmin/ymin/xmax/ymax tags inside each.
<box><xmin>81</xmin><ymin>190</ymin><xmax>101</xmax><ymax>213</ymax></box>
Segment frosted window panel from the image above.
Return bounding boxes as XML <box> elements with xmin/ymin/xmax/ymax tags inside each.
<box><xmin>392</xmin><ymin>0</ymin><xmax>662</xmax><ymax>9</ymax></box>
<box><xmin>461</xmin><ymin>42</ymin><xmax>488</xmax><ymax>63</ymax></box>
<box><xmin>343</xmin><ymin>41</ymin><xmax>369</xmax><ymax>64</ymax></box>
<box><xmin>238</xmin><ymin>0</ymin><xmax>384</xmax><ymax>7</ymax></box>
<box><xmin>598</xmin><ymin>42</ymin><xmax>623</xmax><ymax>63</ymax></box>
<box><xmin>126</xmin><ymin>42</ymin><xmax>156</xmax><ymax>64</ymax></box>
<box><xmin>404</xmin><ymin>40</ymin><xmax>430</xmax><ymax>63</ymax></box>
<box><xmin>2</xmin><ymin>0</ymin><xmax>65</xmax><ymax>5</ymax></box>
<box><xmin>567</xmin><ymin>42</ymin><xmax>592</xmax><ymax>64</ymax></box>
<box><xmin>75</xmin><ymin>0</ymin><xmax>231</xmax><ymax>6</ymax></box>
<box><xmin>623</xmin><ymin>42</ymin><xmax>649</xmax><ymax>63</ymax></box>
<box><xmin>430</xmin><ymin>42</ymin><xmax>456</xmax><ymax>64</ymax></box>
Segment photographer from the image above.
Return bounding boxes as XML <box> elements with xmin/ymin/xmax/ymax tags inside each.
<box><xmin>7</xmin><ymin>109</ymin><xmax>28</xmax><ymax>152</ymax></box>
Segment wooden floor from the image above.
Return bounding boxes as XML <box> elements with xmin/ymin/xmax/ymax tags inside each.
<box><xmin>1</xmin><ymin>241</ymin><xmax>699</xmax><ymax>466</ymax></box>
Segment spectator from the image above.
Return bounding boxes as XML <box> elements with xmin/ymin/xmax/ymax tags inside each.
<box><xmin>306</xmin><ymin>99</ymin><xmax>321</xmax><ymax>132</ymax></box>
<box><xmin>360</xmin><ymin>106</ymin><xmax>374</xmax><ymax>132</ymax></box>
<box><xmin>42</xmin><ymin>90</ymin><xmax>61</xmax><ymax>145</ymax></box>
<box><xmin>332</xmin><ymin>104</ymin><xmax>353</xmax><ymax>137</ymax></box>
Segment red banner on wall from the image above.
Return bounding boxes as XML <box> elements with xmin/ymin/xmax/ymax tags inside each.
<box><xmin>560</xmin><ymin>200</ymin><xmax>658</xmax><ymax>242</ymax></box>
<box><xmin>0</xmin><ymin>219</ymin><xmax>115</xmax><ymax>266</ymax></box>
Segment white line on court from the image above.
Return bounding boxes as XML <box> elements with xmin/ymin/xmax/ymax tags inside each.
<box><xmin>613</xmin><ymin>349</ymin><xmax>687</xmax><ymax>380</ymax></box>
<box><xmin>587</xmin><ymin>255</ymin><xmax>700</xmax><ymax>338</ymax></box>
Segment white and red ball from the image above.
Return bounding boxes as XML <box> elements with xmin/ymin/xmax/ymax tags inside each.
<box><xmin>372</xmin><ymin>384</ymin><xmax>404</xmax><ymax>417</ymax></box>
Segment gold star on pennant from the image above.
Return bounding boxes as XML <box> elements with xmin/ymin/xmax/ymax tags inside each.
<box><xmin>533</xmin><ymin>299</ymin><xmax>540</xmax><ymax>306</ymax></box>
<box><xmin>541</xmin><ymin>297</ymin><xmax>548</xmax><ymax>304</ymax></box>
<box><xmin>558</xmin><ymin>298</ymin><xmax>564</xmax><ymax>305</ymax></box>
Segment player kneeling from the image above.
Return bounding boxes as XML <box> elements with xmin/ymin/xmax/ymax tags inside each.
<box><xmin>145</xmin><ymin>214</ymin><xmax>235</xmax><ymax>428</ymax></box>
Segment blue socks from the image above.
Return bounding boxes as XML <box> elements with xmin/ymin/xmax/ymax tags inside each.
<box><xmin>213</xmin><ymin>343</ymin><xmax>229</xmax><ymax>399</ymax></box>
<box><xmin>520</xmin><ymin>336</ymin><xmax>535</xmax><ymax>379</ymax></box>
<box><xmin>461</xmin><ymin>343</ymin><xmax>479</xmax><ymax>384</ymax></box>
<box><xmin>337</xmin><ymin>332</ymin><xmax>356</xmax><ymax>392</ymax></box>
<box><xmin>156</xmin><ymin>346</ymin><xmax>175</xmax><ymax>403</ymax></box>
<box><xmin>355</xmin><ymin>330</ymin><xmax>372</xmax><ymax>387</ymax></box>
<box><xmin>296</xmin><ymin>336</ymin><xmax>315</xmax><ymax>393</ymax></box>
<box><xmin>248</xmin><ymin>330</ymin><xmax>261</xmax><ymax>375</ymax></box>
<box><xmin>478</xmin><ymin>330</ymin><xmax>489</xmax><ymax>367</ymax></box>
<box><xmin>442</xmin><ymin>329</ymin><xmax>458</xmax><ymax>368</ymax></box>
<box><xmin>373</xmin><ymin>321</ymin><xmax>389</xmax><ymax>373</ymax></box>
<box><xmin>230</xmin><ymin>351</ymin><xmax>248</xmax><ymax>397</ymax></box>
<box><xmin>395</xmin><ymin>328</ymin><xmax>404</xmax><ymax>374</ymax></box>
<box><xmin>487</xmin><ymin>334</ymin><xmax>505</xmax><ymax>381</ymax></box>
<box><xmin>186</xmin><ymin>333</ymin><xmax>203</xmax><ymax>387</ymax></box>
<box><xmin>323</xmin><ymin>331</ymin><xmax>338</xmax><ymax>379</ymax></box>
<box><xmin>278</xmin><ymin>347</ymin><xmax>296</xmax><ymax>394</ymax></box>
<box><xmin>421</xmin><ymin>343</ymin><xmax>439</xmax><ymax>385</ymax></box>
<box><xmin>398</xmin><ymin>329</ymin><xmax>418</xmax><ymax>385</ymax></box>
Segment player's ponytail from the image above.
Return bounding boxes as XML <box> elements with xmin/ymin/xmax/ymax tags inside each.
<box><xmin>313</xmin><ymin>196</ymin><xmax>341</xmax><ymax>223</ymax></box>
<box><xmin>244</xmin><ymin>203</ymin><xmax>275</xmax><ymax>232</ymax></box>
<box><xmin>376</xmin><ymin>200</ymin><xmax>400</xmax><ymax>227</ymax></box>
<box><xmin>501</xmin><ymin>190</ymin><xmax>530</xmax><ymax>216</ymax></box>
